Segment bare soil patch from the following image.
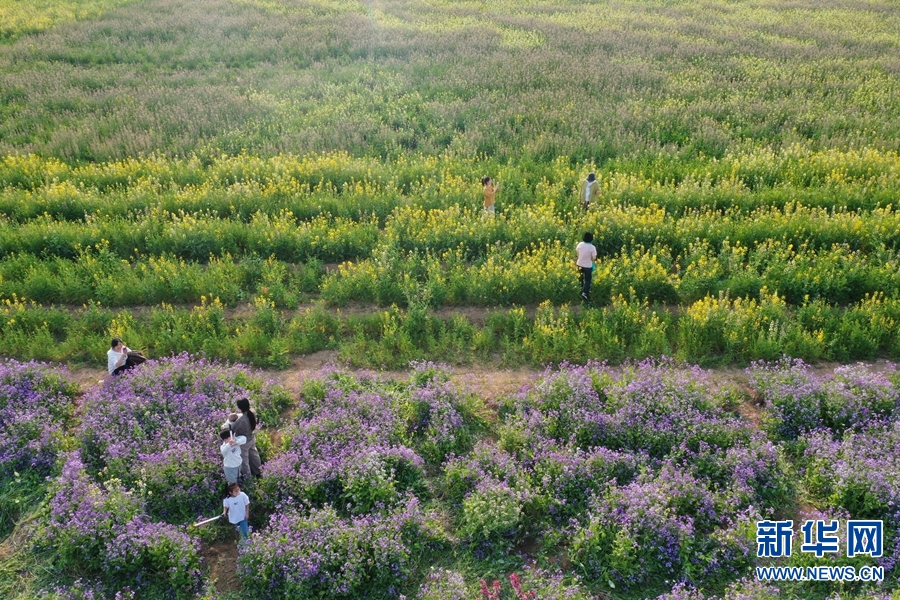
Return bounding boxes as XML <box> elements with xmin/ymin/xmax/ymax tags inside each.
<box><xmin>203</xmin><ymin>539</ymin><xmax>242</xmax><ymax>593</ymax></box>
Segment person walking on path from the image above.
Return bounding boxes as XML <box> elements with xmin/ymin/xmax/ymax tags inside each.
<box><xmin>228</xmin><ymin>398</ymin><xmax>262</xmax><ymax>479</ymax></box>
<box><xmin>578</xmin><ymin>172</ymin><xmax>600</xmax><ymax>210</ymax></box>
<box><xmin>575</xmin><ymin>232</ymin><xmax>597</xmax><ymax>303</ymax></box>
<box><xmin>222</xmin><ymin>482</ymin><xmax>250</xmax><ymax>540</ymax></box>
<box><xmin>219</xmin><ymin>429</ymin><xmax>247</xmax><ymax>484</ymax></box>
<box><xmin>481</xmin><ymin>176</ymin><xmax>499</xmax><ymax>216</ymax></box>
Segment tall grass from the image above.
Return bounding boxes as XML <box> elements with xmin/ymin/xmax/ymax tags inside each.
<box><xmin>1</xmin><ymin>0</ymin><xmax>899</xmax><ymax>161</ymax></box>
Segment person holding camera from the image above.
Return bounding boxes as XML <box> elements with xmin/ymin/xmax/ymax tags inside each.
<box><xmin>107</xmin><ymin>338</ymin><xmax>146</xmax><ymax>376</ymax></box>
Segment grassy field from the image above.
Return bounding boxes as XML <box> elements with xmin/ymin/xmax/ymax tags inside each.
<box><xmin>3</xmin><ymin>3</ymin><xmax>900</xmax><ymax>594</ymax></box>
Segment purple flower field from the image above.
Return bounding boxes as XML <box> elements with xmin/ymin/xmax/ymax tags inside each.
<box><xmin>2</xmin><ymin>356</ymin><xmax>897</xmax><ymax>598</ymax></box>
<box><xmin>0</xmin><ymin>359</ymin><xmax>77</xmax><ymax>478</ymax></box>
<box><xmin>77</xmin><ymin>354</ymin><xmax>290</xmax><ymax>523</ymax></box>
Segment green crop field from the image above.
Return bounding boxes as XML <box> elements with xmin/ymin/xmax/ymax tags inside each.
<box><xmin>2</xmin><ymin>3</ymin><xmax>900</xmax><ymax>595</ymax></box>
<box><xmin>2</xmin><ymin>0</ymin><xmax>900</xmax><ymax>367</ymax></box>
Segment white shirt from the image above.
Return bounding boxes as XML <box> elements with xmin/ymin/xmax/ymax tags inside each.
<box><xmin>584</xmin><ymin>180</ymin><xmax>595</xmax><ymax>203</ymax></box>
<box><xmin>220</xmin><ymin>435</ymin><xmax>247</xmax><ymax>468</ymax></box>
<box><xmin>223</xmin><ymin>492</ymin><xmax>250</xmax><ymax>524</ymax></box>
<box><xmin>107</xmin><ymin>346</ymin><xmax>129</xmax><ymax>373</ymax></box>
<box><xmin>575</xmin><ymin>242</ymin><xmax>597</xmax><ymax>268</ymax></box>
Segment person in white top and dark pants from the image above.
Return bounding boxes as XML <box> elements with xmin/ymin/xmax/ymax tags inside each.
<box><xmin>575</xmin><ymin>232</ymin><xmax>597</xmax><ymax>302</ymax></box>
<box><xmin>107</xmin><ymin>337</ymin><xmax>144</xmax><ymax>376</ymax></box>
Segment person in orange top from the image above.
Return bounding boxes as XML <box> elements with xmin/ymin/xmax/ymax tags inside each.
<box><xmin>481</xmin><ymin>176</ymin><xmax>499</xmax><ymax>216</ymax></box>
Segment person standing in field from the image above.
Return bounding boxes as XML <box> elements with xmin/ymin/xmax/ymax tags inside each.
<box><xmin>575</xmin><ymin>232</ymin><xmax>597</xmax><ymax>303</ymax></box>
<box><xmin>219</xmin><ymin>429</ymin><xmax>247</xmax><ymax>484</ymax></box>
<box><xmin>481</xmin><ymin>176</ymin><xmax>499</xmax><ymax>216</ymax></box>
<box><xmin>578</xmin><ymin>172</ymin><xmax>600</xmax><ymax>210</ymax></box>
<box><xmin>228</xmin><ymin>398</ymin><xmax>262</xmax><ymax>479</ymax></box>
<box><xmin>222</xmin><ymin>482</ymin><xmax>250</xmax><ymax>540</ymax></box>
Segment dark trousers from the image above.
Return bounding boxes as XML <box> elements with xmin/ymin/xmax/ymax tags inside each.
<box><xmin>111</xmin><ymin>354</ymin><xmax>142</xmax><ymax>376</ymax></box>
<box><xmin>579</xmin><ymin>267</ymin><xmax>592</xmax><ymax>299</ymax></box>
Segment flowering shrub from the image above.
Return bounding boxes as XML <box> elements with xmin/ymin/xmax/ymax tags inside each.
<box><xmin>823</xmin><ymin>364</ymin><xmax>899</xmax><ymax>433</ymax></box>
<box><xmin>748</xmin><ymin>359</ymin><xmax>900</xmax><ymax>439</ymax></box>
<box><xmin>502</xmin><ymin>360</ymin><xmax>747</xmax><ymax>459</ymax></box>
<box><xmin>531</xmin><ymin>442</ymin><xmax>644</xmax><ymax>524</ymax></box>
<box><xmin>414</xmin><ymin>568</ymin><xmax>469</xmax><ymax>600</ymax></box>
<box><xmin>402</xmin><ymin>361</ymin><xmax>480</xmax><ymax>465</ymax></box>
<box><xmin>459</xmin><ymin>479</ymin><xmax>523</xmax><ymax>551</ymax></box>
<box><xmin>42</xmin><ymin>580</ymin><xmax>136</xmax><ymax>600</ymax></box>
<box><xmin>0</xmin><ymin>359</ymin><xmax>77</xmax><ymax>478</ymax></box>
<box><xmin>78</xmin><ymin>354</ymin><xmax>290</xmax><ymax>522</ymax></box>
<box><xmin>500</xmin><ymin>361</ymin><xmax>781</xmax><ymax>586</ymax></box>
<box><xmin>261</xmin><ymin>365</ymin><xmax>482</xmax><ymax>513</ymax></box>
<box><xmin>570</xmin><ymin>466</ymin><xmax>754</xmax><ymax>586</ymax></box>
<box><xmin>803</xmin><ymin>422</ymin><xmax>900</xmax><ymax>522</ymax></box>
<box><xmin>440</xmin><ymin>441</ymin><xmax>526</xmax><ymax>504</ymax></box>
<box><xmin>804</xmin><ymin>421</ymin><xmax>900</xmax><ymax>571</ymax></box>
<box><xmin>260</xmin><ymin>376</ymin><xmax>427</xmax><ymax>513</ymax></box>
<box><xmin>42</xmin><ymin>454</ymin><xmax>203</xmax><ymax>598</ymax></box>
<box><xmin>239</xmin><ymin>498</ymin><xmax>440</xmax><ymax>599</ymax></box>
<box><xmin>654</xmin><ymin>577</ymin><xmax>780</xmax><ymax>599</ymax></box>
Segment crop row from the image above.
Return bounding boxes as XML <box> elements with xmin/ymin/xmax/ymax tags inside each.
<box><xmin>3</xmin><ymin>291</ymin><xmax>900</xmax><ymax>369</ymax></box>
<box><xmin>2</xmin><ymin>147</ymin><xmax>900</xmax><ymax>222</ymax></box>
<box><xmin>3</xmin><ymin>237</ymin><xmax>900</xmax><ymax>309</ymax></box>
<box><xmin>1</xmin><ymin>198</ymin><xmax>900</xmax><ymax>266</ymax></box>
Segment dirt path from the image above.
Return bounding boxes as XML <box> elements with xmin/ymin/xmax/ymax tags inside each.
<box><xmin>205</xmin><ymin>540</ymin><xmax>241</xmax><ymax>593</ymax></box>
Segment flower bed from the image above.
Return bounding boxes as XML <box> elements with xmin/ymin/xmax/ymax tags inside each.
<box><xmin>78</xmin><ymin>354</ymin><xmax>290</xmax><ymax>523</ymax></box>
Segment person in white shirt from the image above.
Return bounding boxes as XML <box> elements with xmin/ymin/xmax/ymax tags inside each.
<box><xmin>575</xmin><ymin>232</ymin><xmax>598</xmax><ymax>302</ymax></box>
<box><xmin>107</xmin><ymin>337</ymin><xmax>143</xmax><ymax>376</ymax></box>
<box><xmin>219</xmin><ymin>429</ymin><xmax>247</xmax><ymax>484</ymax></box>
<box><xmin>222</xmin><ymin>482</ymin><xmax>250</xmax><ymax>539</ymax></box>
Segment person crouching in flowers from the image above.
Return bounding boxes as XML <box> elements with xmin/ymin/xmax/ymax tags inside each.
<box><xmin>107</xmin><ymin>338</ymin><xmax>145</xmax><ymax>377</ymax></box>
<box><xmin>219</xmin><ymin>429</ymin><xmax>246</xmax><ymax>484</ymax></box>
<box><xmin>481</xmin><ymin>176</ymin><xmax>499</xmax><ymax>216</ymax></box>
<box><xmin>222</xmin><ymin>482</ymin><xmax>250</xmax><ymax>540</ymax></box>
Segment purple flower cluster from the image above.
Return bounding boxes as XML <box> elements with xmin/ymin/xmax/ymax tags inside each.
<box><xmin>245</xmin><ymin>365</ymin><xmax>491</xmax><ymax>597</ymax></box>
<box><xmin>43</xmin><ymin>453</ymin><xmax>203</xmax><ymax>596</ymax></box>
<box><xmin>414</xmin><ymin>568</ymin><xmax>469</xmax><ymax>600</ymax></box>
<box><xmin>0</xmin><ymin>359</ymin><xmax>77</xmax><ymax>477</ymax></box>
<box><xmin>573</xmin><ymin>464</ymin><xmax>756</xmax><ymax>585</ymax></box>
<box><xmin>405</xmin><ymin>362</ymin><xmax>472</xmax><ymax>465</ymax></box>
<box><xmin>79</xmin><ymin>354</ymin><xmax>289</xmax><ymax>522</ymax></box>
<box><xmin>42</xmin><ymin>580</ymin><xmax>135</xmax><ymax>600</ymax></box>
<box><xmin>503</xmin><ymin>359</ymin><xmax>745</xmax><ymax>458</ymax></box>
<box><xmin>497</xmin><ymin>360</ymin><xmax>786</xmax><ymax>587</ymax></box>
<box><xmin>748</xmin><ymin>359</ymin><xmax>900</xmax><ymax>438</ymax></box>
<box><xmin>239</xmin><ymin>497</ymin><xmax>438</xmax><ymax>600</ymax></box>
<box><xmin>654</xmin><ymin>577</ymin><xmax>780</xmax><ymax>599</ymax></box>
<box><xmin>749</xmin><ymin>359</ymin><xmax>900</xmax><ymax>580</ymax></box>
<box><xmin>802</xmin><ymin>422</ymin><xmax>900</xmax><ymax>572</ymax></box>
<box><xmin>261</xmin><ymin>365</ymin><xmax>479</xmax><ymax>513</ymax></box>
<box><xmin>261</xmin><ymin>380</ymin><xmax>426</xmax><ymax>512</ymax></box>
